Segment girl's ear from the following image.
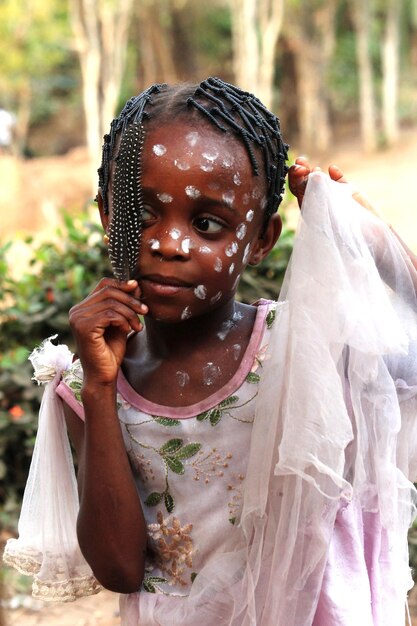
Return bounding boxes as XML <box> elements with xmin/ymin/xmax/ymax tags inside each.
<box><xmin>97</xmin><ymin>188</ymin><xmax>110</xmax><ymax>233</ymax></box>
<box><xmin>248</xmin><ymin>213</ymin><xmax>282</xmax><ymax>265</ymax></box>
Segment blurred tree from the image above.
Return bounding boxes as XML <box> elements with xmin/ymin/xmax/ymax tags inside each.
<box><xmin>0</xmin><ymin>0</ymin><xmax>71</xmax><ymax>154</ymax></box>
<box><xmin>381</xmin><ymin>0</ymin><xmax>402</xmax><ymax>146</ymax></box>
<box><xmin>284</xmin><ymin>0</ymin><xmax>337</xmax><ymax>154</ymax></box>
<box><xmin>230</xmin><ymin>0</ymin><xmax>284</xmax><ymax>110</ymax></box>
<box><xmin>70</xmin><ymin>0</ymin><xmax>134</xmax><ymax>191</ymax></box>
<box><xmin>351</xmin><ymin>0</ymin><xmax>378</xmax><ymax>152</ymax></box>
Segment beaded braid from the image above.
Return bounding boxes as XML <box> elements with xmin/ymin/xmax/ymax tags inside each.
<box><xmin>98</xmin><ymin>77</ymin><xmax>288</xmax><ymax>280</ymax></box>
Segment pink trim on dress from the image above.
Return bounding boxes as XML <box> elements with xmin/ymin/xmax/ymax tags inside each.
<box><xmin>56</xmin><ymin>383</ymin><xmax>85</xmax><ymax>421</ymax></box>
<box><xmin>117</xmin><ymin>301</ymin><xmax>270</xmax><ymax>419</ymax></box>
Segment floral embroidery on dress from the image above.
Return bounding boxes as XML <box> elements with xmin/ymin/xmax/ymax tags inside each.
<box><xmin>191</xmin><ymin>448</ymin><xmax>233</xmax><ymax>483</ymax></box>
<box><xmin>196</xmin><ymin>393</ymin><xmax>257</xmax><ymax>425</ymax></box>
<box><xmin>144</xmin><ymin>511</ymin><xmax>194</xmax><ymax>590</ymax></box>
<box><xmin>227</xmin><ymin>471</ymin><xmax>246</xmax><ymax>524</ymax></box>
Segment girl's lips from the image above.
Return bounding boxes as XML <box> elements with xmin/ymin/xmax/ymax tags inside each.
<box><xmin>140</xmin><ymin>275</ymin><xmax>192</xmax><ymax>296</ymax></box>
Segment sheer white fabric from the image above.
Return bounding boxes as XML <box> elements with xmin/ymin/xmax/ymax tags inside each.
<box><xmin>133</xmin><ymin>173</ymin><xmax>417</xmax><ymax>625</ymax></box>
<box><xmin>3</xmin><ymin>337</ymin><xmax>102</xmax><ymax>601</ymax></box>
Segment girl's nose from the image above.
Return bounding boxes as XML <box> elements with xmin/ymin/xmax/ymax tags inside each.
<box><xmin>151</xmin><ymin>228</ymin><xmax>191</xmax><ymax>260</ymax></box>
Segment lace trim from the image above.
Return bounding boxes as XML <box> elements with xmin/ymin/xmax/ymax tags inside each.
<box><xmin>3</xmin><ymin>546</ymin><xmax>103</xmax><ymax>603</ymax></box>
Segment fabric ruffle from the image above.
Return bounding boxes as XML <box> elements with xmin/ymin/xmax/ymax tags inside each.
<box><xmin>3</xmin><ymin>337</ymin><xmax>102</xmax><ymax>602</ymax></box>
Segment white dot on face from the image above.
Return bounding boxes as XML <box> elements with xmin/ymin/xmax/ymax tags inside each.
<box><xmin>232</xmin><ymin>343</ymin><xmax>241</xmax><ymax>360</ymax></box>
<box><xmin>252</xmin><ymin>187</ymin><xmax>262</xmax><ymax>199</ymax></box>
<box><xmin>194</xmin><ymin>284</ymin><xmax>207</xmax><ymax>300</ymax></box>
<box><xmin>261</xmin><ymin>196</ymin><xmax>268</xmax><ymax>210</ymax></box>
<box><xmin>246</xmin><ymin>209</ymin><xmax>254</xmax><ymax>222</ymax></box>
<box><xmin>174</xmin><ymin>159</ymin><xmax>190</xmax><ymax>171</ymax></box>
<box><xmin>210</xmin><ymin>291</ymin><xmax>222</xmax><ymax>305</ymax></box>
<box><xmin>222</xmin><ymin>191</ymin><xmax>235</xmax><ymax>207</ymax></box>
<box><xmin>202</xmin><ymin>148</ymin><xmax>219</xmax><ymax>162</ymax></box>
<box><xmin>232</xmin><ymin>273</ymin><xmax>241</xmax><ymax>290</ymax></box>
<box><xmin>157</xmin><ymin>192</ymin><xmax>173</xmax><ymax>203</ymax></box>
<box><xmin>176</xmin><ymin>370</ymin><xmax>190</xmax><ymax>388</ymax></box>
<box><xmin>222</xmin><ymin>155</ymin><xmax>234</xmax><ymax>168</ymax></box>
<box><xmin>186</xmin><ymin>131</ymin><xmax>199</xmax><ymax>147</ymax></box>
<box><xmin>169</xmin><ymin>228</ymin><xmax>181</xmax><ymax>240</ymax></box>
<box><xmin>200</xmin><ymin>163</ymin><xmax>214</xmax><ymax>172</ymax></box>
<box><xmin>181</xmin><ymin>306</ymin><xmax>192</xmax><ymax>320</ymax></box>
<box><xmin>181</xmin><ymin>237</ymin><xmax>191</xmax><ymax>254</ymax></box>
<box><xmin>153</xmin><ymin>144</ymin><xmax>166</xmax><ymax>156</ymax></box>
<box><xmin>225</xmin><ymin>241</ymin><xmax>239</xmax><ymax>257</ymax></box>
<box><xmin>149</xmin><ymin>239</ymin><xmax>160</xmax><ymax>250</ymax></box>
<box><xmin>236</xmin><ymin>223</ymin><xmax>247</xmax><ymax>240</ymax></box>
<box><xmin>243</xmin><ymin>243</ymin><xmax>251</xmax><ymax>264</ymax></box>
<box><xmin>185</xmin><ymin>185</ymin><xmax>201</xmax><ymax>199</ymax></box>
<box><xmin>199</xmin><ymin>245</ymin><xmax>212</xmax><ymax>254</ymax></box>
<box><xmin>229</xmin><ymin>263</ymin><xmax>235</xmax><ymax>275</ymax></box>
<box><xmin>233</xmin><ymin>172</ymin><xmax>241</xmax><ymax>186</ymax></box>
<box><xmin>214</xmin><ymin>257</ymin><xmax>222</xmax><ymax>272</ymax></box>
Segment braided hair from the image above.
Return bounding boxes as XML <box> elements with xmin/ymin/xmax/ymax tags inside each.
<box><xmin>98</xmin><ymin>77</ymin><xmax>289</xmax><ymax>281</ymax></box>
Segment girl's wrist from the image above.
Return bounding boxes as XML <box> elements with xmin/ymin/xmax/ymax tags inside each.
<box><xmin>81</xmin><ymin>380</ymin><xmax>118</xmax><ymax>404</ymax></box>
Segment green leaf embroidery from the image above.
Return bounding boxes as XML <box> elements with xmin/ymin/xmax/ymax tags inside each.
<box><xmin>229</xmin><ymin>517</ymin><xmax>237</xmax><ymax>525</ymax></box>
<box><xmin>145</xmin><ymin>492</ymin><xmax>164</xmax><ymax>507</ymax></box>
<box><xmin>153</xmin><ymin>416</ymin><xmax>181</xmax><ymax>427</ymax></box>
<box><xmin>266</xmin><ymin>309</ymin><xmax>276</xmax><ymax>329</ymax></box>
<box><xmin>164</xmin><ymin>492</ymin><xmax>175</xmax><ymax>513</ymax></box>
<box><xmin>176</xmin><ymin>443</ymin><xmax>202</xmax><ymax>460</ymax></box>
<box><xmin>68</xmin><ymin>380</ymin><xmax>82</xmax><ymax>402</ymax></box>
<box><xmin>142</xmin><ymin>576</ymin><xmax>167</xmax><ymax>593</ymax></box>
<box><xmin>143</xmin><ymin>580</ymin><xmax>156</xmax><ymax>593</ymax></box>
<box><xmin>191</xmin><ymin>572</ymin><xmax>198</xmax><ymax>583</ymax></box>
<box><xmin>166</xmin><ymin>457</ymin><xmax>185</xmax><ymax>474</ymax></box>
<box><xmin>159</xmin><ymin>438</ymin><xmax>183</xmax><ymax>455</ymax></box>
<box><xmin>196</xmin><ymin>411</ymin><xmax>208</xmax><ymax>421</ymax></box>
<box><xmin>196</xmin><ymin>396</ymin><xmax>240</xmax><ymax>426</ymax></box>
<box><xmin>246</xmin><ymin>372</ymin><xmax>261</xmax><ymax>384</ymax></box>
<box><xmin>221</xmin><ymin>395</ymin><xmax>239</xmax><ymax>407</ymax></box>
<box><xmin>209</xmin><ymin>409</ymin><xmax>222</xmax><ymax>426</ymax></box>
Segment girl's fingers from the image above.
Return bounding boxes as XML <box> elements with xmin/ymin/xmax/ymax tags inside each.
<box><xmin>71</xmin><ymin>300</ymin><xmax>144</xmax><ymax>334</ymax></box>
<box><xmin>328</xmin><ymin>164</ymin><xmax>348</xmax><ymax>184</ymax></box>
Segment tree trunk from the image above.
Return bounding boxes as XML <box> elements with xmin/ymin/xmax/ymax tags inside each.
<box><xmin>230</xmin><ymin>0</ymin><xmax>284</xmax><ymax>110</ymax></box>
<box><xmin>382</xmin><ymin>0</ymin><xmax>401</xmax><ymax>145</ymax></box>
<box><xmin>70</xmin><ymin>0</ymin><xmax>134</xmax><ymax>193</ymax></box>
<box><xmin>352</xmin><ymin>0</ymin><xmax>378</xmax><ymax>152</ymax></box>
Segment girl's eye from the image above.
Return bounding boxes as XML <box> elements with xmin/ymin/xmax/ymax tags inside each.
<box><xmin>193</xmin><ymin>217</ymin><xmax>224</xmax><ymax>234</ymax></box>
<box><xmin>141</xmin><ymin>206</ymin><xmax>155</xmax><ymax>222</ymax></box>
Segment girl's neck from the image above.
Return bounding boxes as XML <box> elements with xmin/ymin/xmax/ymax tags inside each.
<box><xmin>143</xmin><ymin>297</ymin><xmax>241</xmax><ymax>357</ymax></box>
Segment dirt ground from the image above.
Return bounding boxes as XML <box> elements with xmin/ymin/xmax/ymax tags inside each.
<box><xmin>2</xmin><ymin>130</ymin><xmax>417</xmax><ymax>624</ymax></box>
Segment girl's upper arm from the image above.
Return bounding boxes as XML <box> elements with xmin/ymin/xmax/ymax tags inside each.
<box><xmin>63</xmin><ymin>400</ymin><xmax>85</xmax><ymax>460</ymax></box>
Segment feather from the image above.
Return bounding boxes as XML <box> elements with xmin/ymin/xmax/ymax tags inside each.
<box><xmin>108</xmin><ymin>123</ymin><xmax>145</xmax><ymax>281</ymax></box>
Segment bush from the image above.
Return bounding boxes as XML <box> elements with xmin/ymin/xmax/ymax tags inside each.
<box><xmin>0</xmin><ymin>212</ymin><xmax>295</xmax><ymax>528</ymax></box>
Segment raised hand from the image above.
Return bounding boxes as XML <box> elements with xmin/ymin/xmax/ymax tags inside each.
<box><xmin>69</xmin><ymin>278</ymin><xmax>148</xmax><ymax>386</ymax></box>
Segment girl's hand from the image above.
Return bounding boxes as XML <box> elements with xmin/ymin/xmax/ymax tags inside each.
<box><xmin>69</xmin><ymin>278</ymin><xmax>148</xmax><ymax>386</ymax></box>
<box><xmin>288</xmin><ymin>156</ymin><xmax>381</xmax><ymax>218</ymax></box>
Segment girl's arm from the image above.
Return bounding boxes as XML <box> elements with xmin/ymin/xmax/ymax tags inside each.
<box><xmin>65</xmin><ymin>278</ymin><xmax>148</xmax><ymax>593</ymax></box>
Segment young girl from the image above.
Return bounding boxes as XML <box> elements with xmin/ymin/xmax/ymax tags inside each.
<box><xmin>4</xmin><ymin>78</ymin><xmax>417</xmax><ymax>626</ymax></box>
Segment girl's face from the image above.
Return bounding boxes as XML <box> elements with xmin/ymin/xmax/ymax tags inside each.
<box><xmin>108</xmin><ymin>120</ymin><xmax>280</xmax><ymax>322</ymax></box>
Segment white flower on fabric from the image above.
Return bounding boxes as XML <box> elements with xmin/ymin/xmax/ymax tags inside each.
<box><xmin>29</xmin><ymin>335</ymin><xmax>73</xmax><ymax>385</ymax></box>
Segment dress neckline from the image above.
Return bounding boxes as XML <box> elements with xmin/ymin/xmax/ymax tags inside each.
<box><xmin>117</xmin><ymin>301</ymin><xmax>271</xmax><ymax>419</ymax></box>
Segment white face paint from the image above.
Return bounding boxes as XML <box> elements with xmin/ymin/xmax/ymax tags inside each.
<box><xmin>185</xmin><ymin>185</ymin><xmax>201</xmax><ymax>199</ymax></box>
<box><xmin>236</xmin><ymin>223</ymin><xmax>247</xmax><ymax>240</ymax></box>
<box><xmin>153</xmin><ymin>144</ymin><xmax>166</xmax><ymax>156</ymax></box>
<box><xmin>232</xmin><ymin>343</ymin><xmax>241</xmax><ymax>360</ymax></box>
<box><xmin>246</xmin><ymin>209</ymin><xmax>254</xmax><ymax>222</ymax></box>
<box><xmin>186</xmin><ymin>131</ymin><xmax>199</xmax><ymax>147</ymax></box>
<box><xmin>229</xmin><ymin>262</ymin><xmax>235</xmax><ymax>275</ymax></box>
<box><xmin>157</xmin><ymin>192</ymin><xmax>173</xmax><ymax>203</ymax></box>
<box><xmin>181</xmin><ymin>237</ymin><xmax>191</xmax><ymax>254</ymax></box>
<box><xmin>174</xmin><ymin>159</ymin><xmax>190</xmax><ymax>171</ymax></box>
<box><xmin>261</xmin><ymin>196</ymin><xmax>268</xmax><ymax>210</ymax></box>
<box><xmin>210</xmin><ymin>291</ymin><xmax>222</xmax><ymax>305</ymax></box>
<box><xmin>233</xmin><ymin>172</ymin><xmax>241</xmax><ymax>186</ymax></box>
<box><xmin>202</xmin><ymin>148</ymin><xmax>219</xmax><ymax>162</ymax></box>
<box><xmin>242</xmin><ymin>193</ymin><xmax>250</xmax><ymax>205</ymax></box>
<box><xmin>222</xmin><ymin>190</ymin><xmax>235</xmax><ymax>207</ymax></box>
<box><xmin>203</xmin><ymin>362</ymin><xmax>221</xmax><ymax>386</ymax></box>
<box><xmin>149</xmin><ymin>239</ymin><xmax>160</xmax><ymax>251</ymax></box>
<box><xmin>242</xmin><ymin>243</ymin><xmax>251</xmax><ymax>264</ymax></box>
<box><xmin>222</xmin><ymin>155</ymin><xmax>234</xmax><ymax>168</ymax></box>
<box><xmin>200</xmin><ymin>163</ymin><xmax>214</xmax><ymax>172</ymax></box>
<box><xmin>225</xmin><ymin>241</ymin><xmax>239</xmax><ymax>257</ymax></box>
<box><xmin>232</xmin><ymin>274</ymin><xmax>241</xmax><ymax>290</ymax></box>
<box><xmin>176</xmin><ymin>371</ymin><xmax>190</xmax><ymax>388</ymax></box>
<box><xmin>194</xmin><ymin>284</ymin><xmax>207</xmax><ymax>300</ymax></box>
<box><xmin>181</xmin><ymin>306</ymin><xmax>192</xmax><ymax>320</ymax></box>
<box><xmin>252</xmin><ymin>187</ymin><xmax>262</xmax><ymax>199</ymax></box>
<box><xmin>233</xmin><ymin>310</ymin><xmax>243</xmax><ymax>321</ymax></box>
<box><xmin>199</xmin><ymin>245</ymin><xmax>212</xmax><ymax>254</ymax></box>
<box><xmin>214</xmin><ymin>257</ymin><xmax>222</xmax><ymax>272</ymax></box>
<box><xmin>217</xmin><ymin>319</ymin><xmax>235</xmax><ymax>341</ymax></box>
<box><xmin>169</xmin><ymin>228</ymin><xmax>181</xmax><ymax>240</ymax></box>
